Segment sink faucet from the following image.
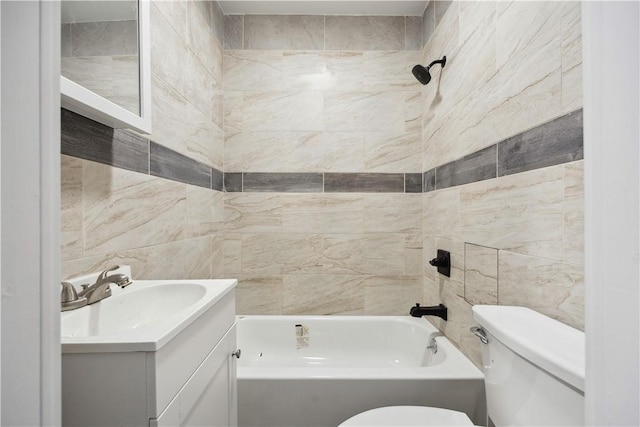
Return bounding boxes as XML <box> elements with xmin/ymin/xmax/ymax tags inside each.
<box><xmin>77</xmin><ymin>265</ymin><xmax>132</xmax><ymax>305</ymax></box>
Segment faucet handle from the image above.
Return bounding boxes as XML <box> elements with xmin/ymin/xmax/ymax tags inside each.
<box><xmin>96</xmin><ymin>265</ymin><xmax>120</xmax><ymax>283</ymax></box>
<box><xmin>61</xmin><ymin>282</ymin><xmax>78</xmax><ymax>303</ymax></box>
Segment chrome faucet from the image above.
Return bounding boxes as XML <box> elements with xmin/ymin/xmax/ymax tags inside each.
<box><xmin>77</xmin><ymin>265</ymin><xmax>132</xmax><ymax>305</ymax></box>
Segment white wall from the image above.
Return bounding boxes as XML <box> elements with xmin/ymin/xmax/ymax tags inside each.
<box><xmin>583</xmin><ymin>1</ymin><xmax>640</xmax><ymax>425</ymax></box>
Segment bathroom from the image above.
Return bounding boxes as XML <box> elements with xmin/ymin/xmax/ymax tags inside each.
<box><xmin>0</xmin><ymin>0</ymin><xmax>638</xmax><ymax>426</ymax></box>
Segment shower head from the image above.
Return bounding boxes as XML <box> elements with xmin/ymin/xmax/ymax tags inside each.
<box><xmin>412</xmin><ymin>56</ymin><xmax>447</xmax><ymax>85</ymax></box>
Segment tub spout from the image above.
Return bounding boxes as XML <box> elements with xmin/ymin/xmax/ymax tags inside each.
<box><xmin>410</xmin><ymin>303</ymin><xmax>448</xmax><ymax>321</ymax></box>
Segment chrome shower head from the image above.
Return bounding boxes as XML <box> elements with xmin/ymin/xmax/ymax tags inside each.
<box><xmin>412</xmin><ymin>56</ymin><xmax>447</xmax><ymax>85</ymax></box>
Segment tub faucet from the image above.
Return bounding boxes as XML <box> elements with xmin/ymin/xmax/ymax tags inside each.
<box><xmin>77</xmin><ymin>265</ymin><xmax>132</xmax><ymax>305</ymax></box>
<box><xmin>410</xmin><ymin>303</ymin><xmax>448</xmax><ymax>321</ymax></box>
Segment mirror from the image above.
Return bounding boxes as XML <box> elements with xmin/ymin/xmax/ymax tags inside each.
<box><xmin>61</xmin><ymin>0</ymin><xmax>151</xmax><ymax>134</ymax></box>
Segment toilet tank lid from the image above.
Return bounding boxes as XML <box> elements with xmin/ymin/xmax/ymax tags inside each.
<box><xmin>472</xmin><ymin>305</ymin><xmax>585</xmax><ymax>392</ymax></box>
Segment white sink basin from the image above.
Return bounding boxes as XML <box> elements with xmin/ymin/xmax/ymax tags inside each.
<box><xmin>61</xmin><ymin>278</ymin><xmax>237</xmax><ymax>353</ymax></box>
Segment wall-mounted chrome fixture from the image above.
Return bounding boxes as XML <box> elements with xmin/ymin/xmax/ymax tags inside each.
<box><xmin>412</xmin><ymin>56</ymin><xmax>446</xmax><ymax>85</ymax></box>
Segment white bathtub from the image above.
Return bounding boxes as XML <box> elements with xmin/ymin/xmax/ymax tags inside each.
<box><xmin>236</xmin><ymin>316</ymin><xmax>486</xmax><ymax>427</ymax></box>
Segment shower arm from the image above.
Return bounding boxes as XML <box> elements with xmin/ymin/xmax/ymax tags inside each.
<box><xmin>427</xmin><ymin>57</ymin><xmax>446</xmax><ymax>70</ymax></box>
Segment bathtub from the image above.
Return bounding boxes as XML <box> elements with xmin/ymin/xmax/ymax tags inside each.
<box><xmin>236</xmin><ymin>316</ymin><xmax>486</xmax><ymax>427</ymax></box>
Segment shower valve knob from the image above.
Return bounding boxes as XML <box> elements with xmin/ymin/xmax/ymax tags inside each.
<box><xmin>232</xmin><ymin>349</ymin><xmax>241</xmax><ymax>359</ymax></box>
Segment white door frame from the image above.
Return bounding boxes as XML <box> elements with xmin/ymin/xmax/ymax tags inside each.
<box><xmin>0</xmin><ymin>1</ymin><xmax>60</xmax><ymax>425</ymax></box>
<box><xmin>583</xmin><ymin>1</ymin><xmax>640</xmax><ymax>425</ymax></box>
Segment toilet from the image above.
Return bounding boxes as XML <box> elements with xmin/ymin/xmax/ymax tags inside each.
<box><xmin>339</xmin><ymin>305</ymin><xmax>585</xmax><ymax>426</ymax></box>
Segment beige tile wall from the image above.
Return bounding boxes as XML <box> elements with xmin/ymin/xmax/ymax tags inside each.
<box><xmin>61</xmin><ymin>1</ymin><xmax>225</xmax><ymax>280</ymax></box>
<box><xmin>224</xmin><ymin>15</ymin><xmax>425</xmax><ymax>315</ymax></box>
<box><xmin>421</xmin><ymin>1</ymin><xmax>584</xmax><ymax>366</ymax></box>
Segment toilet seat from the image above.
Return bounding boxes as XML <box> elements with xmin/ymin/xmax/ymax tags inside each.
<box><xmin>339</xmin><ymin>406</ymin><xmax>474</xmax><ymax>426</ymax></box>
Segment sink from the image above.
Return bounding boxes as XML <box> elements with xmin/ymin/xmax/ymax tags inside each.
<box><xmin>61</xmin><ymin>277</ymin><xmax>237</xmax><ymax>353</ymax></box>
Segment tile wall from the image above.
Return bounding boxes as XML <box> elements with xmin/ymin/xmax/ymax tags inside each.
<box><xmin>222</xmin><ymin>15</ymin><xmax>426</xmax><ymax>315</ymax></box>
<box><xmin>61</xmin><ymin>0</ymin><xmax>225</xmax><ymax>280</ymax></box>
<box><xmin>419</xmin><ymin>1</ymin><xmax>584</xmax><ymax>365</ymax></box>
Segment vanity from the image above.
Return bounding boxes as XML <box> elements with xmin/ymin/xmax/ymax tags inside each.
<box><xmin>61</xmin><ymin>268</ymin><xmax>238</xmax><ymax>426</ymax></box>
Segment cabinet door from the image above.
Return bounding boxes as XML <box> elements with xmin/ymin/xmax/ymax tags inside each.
<box><xmin>152</xmin><ymin>326</ymin><xmax>237</xmax><ymax>427</ymax></box>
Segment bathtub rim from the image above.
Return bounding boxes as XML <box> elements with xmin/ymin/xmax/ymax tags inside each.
<box><xmin>236</xmin><ymin>315</ymin><xmax>484</xmax><ymax>381</ymax></box>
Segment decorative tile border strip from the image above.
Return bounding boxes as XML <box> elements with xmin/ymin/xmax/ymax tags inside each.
<box><xmin>61</xmin><ymin>109</ymin><xmax>224</xmax><ymax>191</ymax></box>
<box><xmin>62</xmin><ymin>108</ymin><xmax>582</xmax><ymax>195</ymax></box>
<box><xmin>423</xmin><ymin>109</ymin><xmax>583</xmax><ymax>192</ymax></box>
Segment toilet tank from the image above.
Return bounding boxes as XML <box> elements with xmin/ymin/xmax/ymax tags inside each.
<box><xmin>472</xmin><ymin>306</ymin><xmax>584</xmax><ymax>426</ymax></box>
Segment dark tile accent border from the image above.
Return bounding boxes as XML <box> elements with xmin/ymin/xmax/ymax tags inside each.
<box><xmin>224</xmin><ymin>173</ymin><xmax>243</xmax><ymax>192</ymax></box>
<box><xmin>61</xmin><ymin>109</ymin><xmax>224</xmax><ymax>192</ymax></box>
<box><xmin>325</xmin><ymin>173</ymin><xmax>405</xmax><ymax>193</ymax></box>
<box><xmin>61</xmin><ymin>108</ymin><xmax>149</xmax><ymax>174</ymax></box>
<box><xmin>150</xmin><ymin>142</ymin><xmax>212</xmax><ymax>189</ymax></box>
<box><xmin>405</xmin><ymin>173</ymin><xmax>423</xmax><ymax>193</ymax></box>
<box><xmin>243</xmin><ymin>173</ymin><xmax>323</xmax><ymax>193</ymax></box>
<box><xmin>62</xmin><ymin>108</ymin><xmax>583</xmax><ymax>195</ymax></box>
<box><xmin>436</xmin><ymin>145</ymin><xmax>497</xmax><ymax>190</ymax></box>
<box><xmin>498</xmin><ymin>109</ymin><xmax>583</xmax><ymax>176</ymax></box>
<box><xmin>425</xmin><ymin>109</ymin><xmax>583</xmax><ymax>192</ymax></box>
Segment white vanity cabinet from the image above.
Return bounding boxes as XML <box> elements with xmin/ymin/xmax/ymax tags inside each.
<box><xmin>62</xmin><ymin>285</ymin><xmax>237</xmax><ymax>427</ymax></box>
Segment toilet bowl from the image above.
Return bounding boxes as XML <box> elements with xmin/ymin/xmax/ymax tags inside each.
<box><xmin>339</xmin><ymin>406</ymin><xmax>474</xmax><ymax>426</ymax></box>
<box><xmin>339</xmin><ymin>305</ymin><xmax>585</xmax><ymax>427</ymax></box>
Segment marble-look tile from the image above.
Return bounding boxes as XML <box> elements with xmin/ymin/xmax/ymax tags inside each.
<box><xmin>436</xmin><ymin>145</ymin><xmax>497</xmax><ymax>189</ymax></box>
<box><xmin>61</xmin><ymin>109</ymin><xmax>149</xmax><ymax>174</ymax></box>
<box><xmin>186</xmin><ymin>0</ymin><xmax>222</xmax><ymax>79</ymax></box>
<box><xmin>561</xmin><ymin>2</ymin><xmax>582</xmax><ymax>112</ymax></box>
<box><xmin>324</xmin><ymin>92</ymin><xmax>405</xmax><ymax>132</ymax></box>
<box><xmin>498</xmin><ymin>250</ymin><xmax>584</xmax><ymax>330</ymax></box>
<box><xmin>435</xmin><ymin>1</ymin><xmax>454</xmax><ymax>28</ymax></box>
<box><xmin>186</xmin><ymin>185</ymin><xmax>223</xmax><ymax>239</ymax></box>
<box><xmin>235</xmin><ymin>276</ymin><xmax>283</xmax><ymax>315</ymax></box>
<box><xmin>364</xmin><ymin>132</ymin><xmax>421</xmax><ymax>173</ymax></box>
<box><xmin>224</xmin><ymin>131</ymin><xmax>325</xmax><ymax>173</ymax></box>
<box><xmin>363</xmin><ymin>276</ymin><xmax>422</xmax><ymax>315</ymax></box>
<box><xmin>498</xmin><ymin>110</ymin><xmax>583</xmax><ymax>176</ymax></box>
<box><xmin>325</xmin><ymin>16</ymin><xmax>404</xmax><ymax>51</ymax></box>
<box><xmin>405</xmin><ymin>16</ymin><xmax>423</xmax><ymax>51</ymax></box>
<box><xmin>322</xmin><ymin>234</ymin><xmax>421</xmax><ymax>276</ymax></box>
<box><xmin>150</xmin><ymin>142</ymin><xmax>212</xmax><ymax>189</ymax></box>
<box><xmin>152</xmin><ymin>0</ymin><xmax>187</xmax><ymax>41</ymax></box>
<box><xmin>71</xmin><ymin>20</ymin><xmax>138</xmax><ymax>57</ymax></box>
<box><xmin>223</xmin><ymin>50</ymin><xmax>283</xmax><ymax>91</ymax></box>
<box><xmin>211</xmin><ymin>1</ymin><xmax>225</xmax><ymax>47</ymax></box>
<box><xmin>324</xmin><ymin>173</ymin><xmax>405</xmax><ymax>193</ymax></box>
<box><xmin>61</xmin><ymin>24</ymin><xmax>72</xmax><ymax>57</ymax></box>
<box><xmin>242</xmin><ymin>91</ymin><xmax>324</xmax><ymax>131</ymax></box>
<box><xmin>460</xmin><ymin>165</ymin><xmax>564</xmax><ymax>260</ymax></box>
<box><xmin>210</xmin><ymin>234</ymin><xmax>224</xmax><ymax>278</ymax></box>
<box><xmin>280</xmin><ymin>194</ymin><xmax>365</xmax><ymax>234</ymax></box>
<box><xmin>82</xmin><ymin>164</ymin><xmax>187</xmax><ymax>256</ymax></box>
<box><xmin>363</xmin><ymin>194</ymin><xmax>422</xmax><ymax>234</ymax></box>
<box><xmin>422</xmin><ymin>1</ymin><xmax>435</xmax><ymax>47</ymax></box>
<box><xmin>564</xmin><ymin>161</ymin><xmax>584</xmax><ymax>265</ymax></box>
<box><xmin>224</xmin><ymin>15</ymin><xmax>243</xmax><ymax>49</ymax></box>
<box><xmin>224</xmin><ymin>193</ymin><xmax>285</xmax><ymax>233</ymax></box>
<box><xmin>323</xmin><ymin>133</ymin><xmax>366</xmax><ymax>172</ymax></box>
<box><xmin>63</xmin><ymin>236</ymin><xmax>213</xmax><ymax>281</ymax></box>
<box><xmin>282</xmin><ymin>51</ymin><xmax>328</xmax><ymax>91</ymax></box>
<box><xmin>211</xmin><ymin>90</ymin><xmax>224</xmax><ymax>129</ymax></box>
<box><xmin>423</xmin><ymin>186</ymin><xmax>460</xmax><ymax>240</ymax></box>
<box><xmin>283</xmin><ymin>275</ymin><xmax>365</xmax><ymax>315</ymax></box>
<box><xmin>363</xmin><ymin>52</ymin><xmax>423</xmax><ymax>92</ymax></box>
<box><xmin>244</xmin><ymin>15</ymin><xmax>324</xmax><ymax>50</ymax></box>
<box><xmin>61</xmin><ymin>155</ymin><xmax>84</xmax><ymax>260</ymax></box>
<box><xmin>496</xmin><ymin>1</ymin><xmax>562</xmax><ymax>68</ymax></box>
<box><xmin>243</xmin><ymin>173</ymin><xmax>324</xmax><ymax>193</ymax></box>
<box><xmin>223</xmin><ymin>91</ymin><xmax>243</xmax><ymax>133</ymax></box>
<box><xmin>240</xmin><ymin>233</ymin><xmax>324</xmax><ymax>275</ymax></box>
<box><xmin>464</xmin><ymin>244</ymin><xmax>498</xmax><ymax>305</ymax></box>
<box><xmin>222</xmin><ymin>235</ymin><xmax>242</xmax><ymax>274</ymax></box>
<box><xmin>405</xmin><ymin>174</ymin><xmax>423</xmax><ymax>193</ymax></box>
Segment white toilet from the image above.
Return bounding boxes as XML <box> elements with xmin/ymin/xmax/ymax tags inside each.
<box><xmin>339</xmin><ymin>305</ymin><xmax>585</xmax><ymax>426</ymax></box>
